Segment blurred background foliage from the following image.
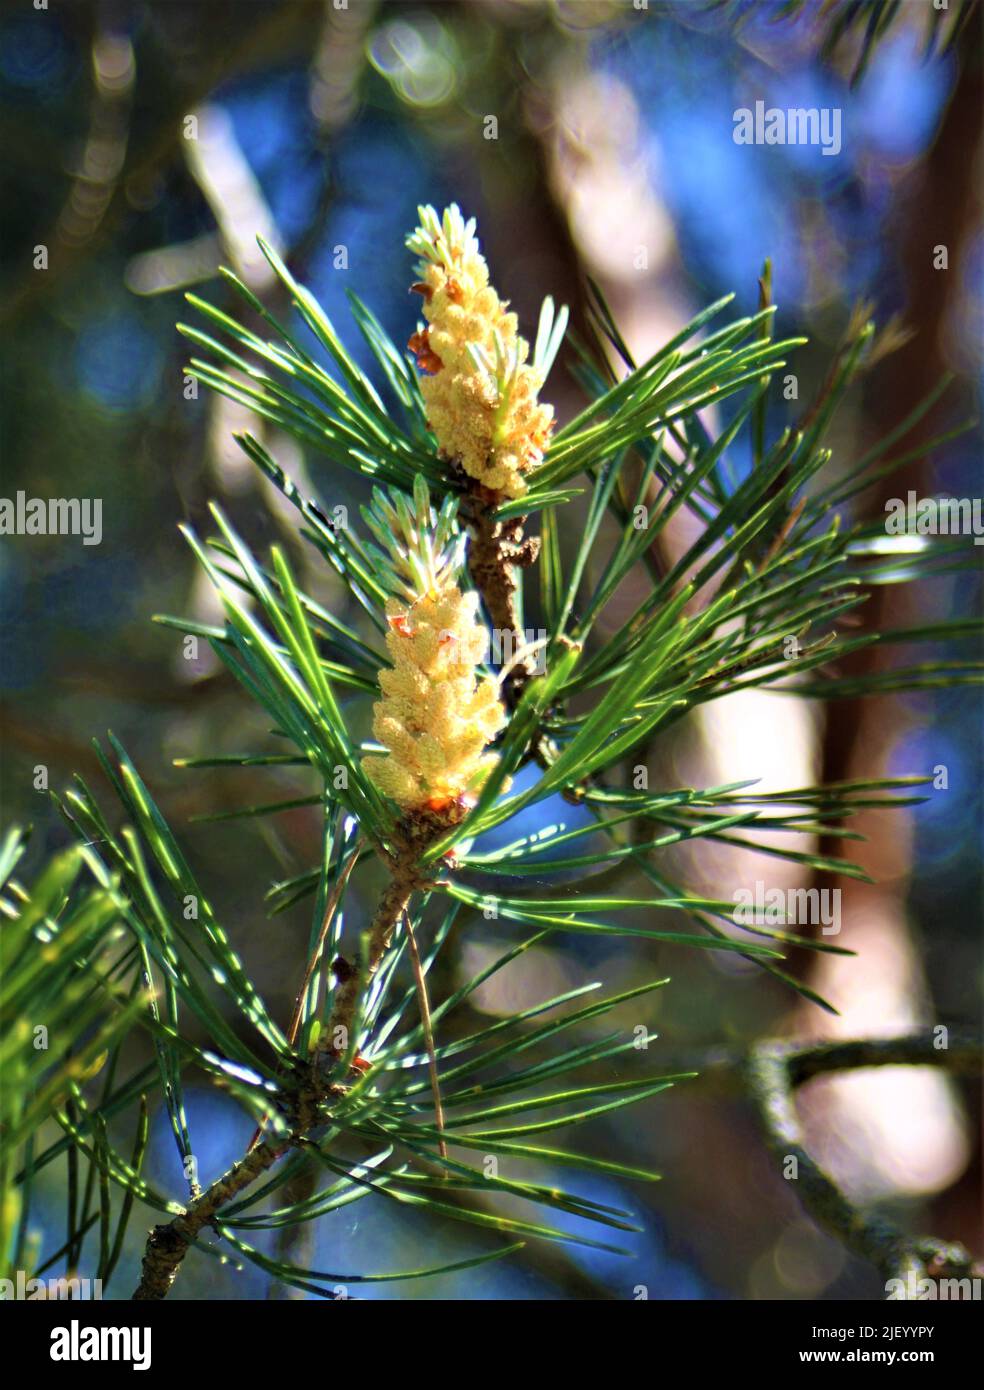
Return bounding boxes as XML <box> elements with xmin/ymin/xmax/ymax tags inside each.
<box><xmin>1</xmin><ymin>0</ymin><xmax>981</xmax><ymax>1299</ymax></box>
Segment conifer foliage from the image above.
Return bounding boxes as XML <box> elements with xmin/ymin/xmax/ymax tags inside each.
<box><xmin>2</xmin><ymin>197</ymin><xmax>980</xmax><ymax>1301</ymax></box>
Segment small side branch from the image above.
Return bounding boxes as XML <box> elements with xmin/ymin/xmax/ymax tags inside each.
<box><xmin>741</xmin><ymin>1030</ymin><xmax>982</xmax><ymax>1293</ymax></box>
<box><xmin>746</xmin><ymin>1047</ymin><xmax>924</xmax><ymax>1289</ymax></box>
<box><xmin>132</xmin><ymin>1136</ymin><xmax>289</xmax><ymax>1300</ymax></box>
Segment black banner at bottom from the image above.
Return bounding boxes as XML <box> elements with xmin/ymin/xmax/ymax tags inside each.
<box><xmin>5</xmin><ymin>1295</ymin><xmax>978</xmax><ymax>1375</ymax></box>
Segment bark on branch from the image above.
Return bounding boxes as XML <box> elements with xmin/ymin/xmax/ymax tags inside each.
<box><xmin>132</xmin><ymin>813</ymin><xmax>446</xmax><ymax>1300</ymax></box>
<box><xmin>132</xmin><ymin>1136</ymin><xmax>289</xmax><ymax>1300</ymax></box>
<box><xmin>739</xmin><ymin>1030</ymin><xmax>981</xmax><ymax>1294</ymax></box>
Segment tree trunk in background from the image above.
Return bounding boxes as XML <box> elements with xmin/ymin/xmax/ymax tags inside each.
<box><xmin>798</xmin><ymin>39</ymin><xmax>982</xmax><ymax>1236</ymax></box>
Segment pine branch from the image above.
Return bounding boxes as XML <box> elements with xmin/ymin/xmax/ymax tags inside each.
<box><xmin>317</xmin><ymin>814</ymin><xmax>446</xmax><ymax>1058</ymax></box>
<box><xmin>745</xmin><ymin>1032</ymin><xmax>983</xmax><ymax>1292</ymax></box>
<box><xmin>132</xmin><ymin>1134</ymin><xmax>290</xmax><ymax>1300</ymax></box>
<box><xmin>640</xmin><ymin>1029</ymin><xmax>982</xmax><ymax>1292</ymax></box>
<box><xmin>12</xmin><ymin>181</ymin><xmax>982</xmax><ymax>1302</ymax></box>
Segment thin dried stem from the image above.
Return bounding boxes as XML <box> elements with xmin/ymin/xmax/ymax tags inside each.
<box><xmin>403</xmin><ymin>908</ymin><xmax>447</xmax><ymax>1161</ymax></box>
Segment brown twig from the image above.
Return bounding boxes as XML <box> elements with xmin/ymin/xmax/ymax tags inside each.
<box><xmin>132</xmin><ymin>811</ymin><xmax>451</xmax><ymax>1300</ymax></box>
<box><xmin>653</xmin><ymin>1028</ymin><xmax>983</xmax><ymax>1295</ymax></box>
<box><xmin>317</xmin><ymin>813</ymin><xmax>446</xmax><ymax>1059</ymax></box>
<box><xmin>246</xmin><ymin>832</ymin><xmax>364</xmax><ymax>1159</ymax></box>
<box><xmin>744</xmin><ymin>1034</ymin><xmax>982</xmax><ymax>1294</ymax></box>
<box><xmin>132</xmin><ymin>1133</ymin><xmax>290</xmax><ymax>1300</ymax></box>
<box><xmin>457</xmin><ymin>476</ymin><xmax>578</xmax><ymax>793</ymax></box>
<box><xmin>460</xmin><ymin>490</ymin><xmax>540</xmax><ymax>708</ymax></box>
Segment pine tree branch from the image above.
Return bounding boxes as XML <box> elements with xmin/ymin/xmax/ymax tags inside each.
<box><xmin>141</xmin><ymin>797</ymin><xmax>663</xmax><ymax>1303</ymax></box>
<box><xmin>652</xmin><ymin>1031</ymin><xmax>982</xmax><ymax>1094</ymax></box>
<box><xmin>460</xmin><ymin>490</ymin><xmax>540</xmax><ymax>706</ymax></box>
<box><xmin>655</xmin><ymin>1029</ymin><xmax>982</xmax><ymax>1294</ymax></box>
<box><xmin>130</xmin><ymin>813</ymin><xmax>455</xmax><ymax>1300</ymax></box>
<box><xmin>318</xmin><ymin>815</ymin><xmax>446</xmax><ymax>1055</ymax></box>
<box><xmin>132</xmin><ymin>1136</ymin><xmax>290</xmax><ymax>1300</ymax></box>
<box><xmin>746</xmin><ymin>1036</ymin><xmax>982</xmax><ymax>1293</ymax></box>
<box><xmin>457</xmin><ymin>479</ymin><xmax>575</xmax><ymax>784</ymax></box>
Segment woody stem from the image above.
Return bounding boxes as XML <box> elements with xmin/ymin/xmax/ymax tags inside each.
<box><xmin>131</xmin><ymin>826</ymin><xmax>441</xmax><ymax>1302</ymax></box>
<box><xmin>324</xmin><ymin>859</ymin><xmax>422</xmax><ymax>1050</ymax></box>
<box><xmin>464</xmin><ymin>503</ymin><xmax>538</xmax><ymax>710</ymax></box>
<box><xmin>132</xmin><ymin>1135</ymin><xmax>291</xmax><ymax>1300</ymax></box>
<box><xmin>322</xmin><ymin>815</ymin><xmax>447</xmax><ymax>1056</ymax></box>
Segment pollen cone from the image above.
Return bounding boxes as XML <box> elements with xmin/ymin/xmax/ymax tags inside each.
<box><xmin>360</xmin><ymin>479</ymin><xmax>508</xmax><ymax>813</ymax></box>
<box><xmin>406</xmin><ymin>204</ymin><xmax>555</xmax><ymax>500</ymax></box>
